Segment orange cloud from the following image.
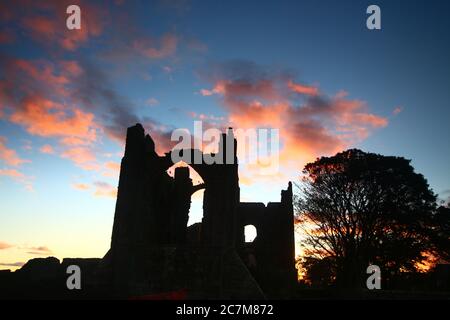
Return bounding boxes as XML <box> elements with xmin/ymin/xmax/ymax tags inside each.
<box><xmin>219</xmin><ymin>79</ymin><xmax>278</xmax><ymax>101</ymax></box>
<box><xmin>199</xmin><ymin>61</ymin><xmax>389</xmax><ymax>179</ymax></box>
<box><xmin>0</xmin><ymin>242</ymin><xmax>14</xmax><ymax>250</ymax></box>
<box><xmin>93</xmin><ymin>181</ymin><xmax>117</xmax><ymax>198</ymax></box>
<box><xmin>0</xmin><ymin>168</ymin><xmax>25</xmax><ymax>179</ymax></box>
<box><xmin>0</xmin><ymin>262</ymin><xmax>25</xmax><ymax>268</ymax></box>
<box><xmin>0</xmin><ymin>168</ymin><xmax>33</xmax><ymax>191</ymax></box>
<box><xmin>10</xmin><ymin>97</ymin><xmax>97</xmax><ymax>144</ymax></box>
<box><xmin>105</xmin><ymin>161</ymin><xmax>120</xmax><ymax>172</ymax></box>
<box><xmin>0</xmin><ymin>2</ymin><xmax>179</xmax><ymax>165</ymax></box>
<box><xmin>61</xmin><ymin>147</ymin><xmax>99</xmax><ymax>171</ymax></box>
<box><xmin>133</xmin><ymin>33</ymin><xmax>178</xmax><ymax>59</ymax></box>
<box><xmin>1</xmin><ymin>58</ymin><xmax>99</xmax><ymax>155</ymax></box>
<box><xmin>59</xmin><ymin>60</ymin><xmax>83</xmax><ymax>77</ymax></box>
<box><xmin>0</xmin><ymin>55</ymin><xmax>159</xmax><ymax>173</ymax></box>
<box><xmin>288</xmin><ymin>80</ymin><xmax>319</xmax><ymax>96</ymax></box>
<box><xmin>8</xmin><ymin>58</ymin><xmax>70</xmax><ymax>97</ymax></box>
<box><xmin>0</xmin><ymin>137</ymin><xmax>30</xmax><ymax>166</ymax></box>
<box><xmin>25</xmin><ymin>246</ymin><xmax>52</xmax><ymax>255</ymax></box>
<box><xmin>72</xmin><ymin>183</ymin><xmax>90</xmax><ymax>191</ymax></box>
<box><xmin>199</xmin><ymin>83</ymin><xmax>225</xmax><ymax>96</ymax></box>
<box><xmin>39</xmin><ymin>144</ymin><xmax>55</xmax><ymax>154</ymax></box>
<box><xmin>102</xmin><ymin>161</ymin><xmax>121</xmax><ymax>177</ymax></box>
<box><xmin>16</xmin><ymin>0</ymin><xmax>105</xmax><ymax>51</ymax></box>
<box><xmin>238</xmin><ymin>175</ymin><xmax>253</xmax><ymax>186</ymax></box>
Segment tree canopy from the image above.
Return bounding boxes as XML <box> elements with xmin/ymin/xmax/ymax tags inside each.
<box><xmin>295</xmin><ymin>149</ymin><xmax>445</xmax><ymax>288</ymax></box>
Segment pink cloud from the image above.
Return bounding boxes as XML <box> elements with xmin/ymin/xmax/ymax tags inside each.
<box><xmin>59</xmin><ymin>60</ymin><xmax>83</xmax><ymax>77</ymax></box>
<box><xmin>13</xmin><ymin>0</ymin><xmax>105</xmax><ymax>51</ymax></box>
<box><xmin>39</xmin><ymin>144</ymin><xmax>55</xmax><ymax>154</ymax></box>
<box><xmin>0</xmin><ymin>55</ymin><xmax>176</xmax><ymax>173</ymax></box>
<box><xmin>72</xmin><ymin>183</ymin><xmax>90</xmax><ymax>191</ymax></box>
<box><xmin>0</xmin><ymin>168</ymin><xmax>33</xmax><ymax>191</ymax></box>
<box><xmin>0</xmin><ymin>242</ymin><xmax>14</xmax><ymax>250</ymax></box>
<box><xmin>0</xmin><ymin>137</ymin><xmax>30</xmax><ymax>166</ymax></box>
<box><xmin>93</xmin><ymin>181</ymin><xmax>117</xmax><ymax>198</ymax></box>
<box><xmin>105</xmin><ymin>161</ymin><xmax>120</xmax><ymax>172</ymax></box>
<box><xmin>287</xmin><ymin>80</ymin><xmax>319</xmax><ymax>96</ymax></box>
<box><xmin>199</xmin><ymin>61</ymin><xmax>389</xmax><ymax>179</ymax></box>
<box><xmin>133</xmin><ymin>33</ymin><xmax>178</xmax><ymax>59</ymax></box>
<box><xmin>0</xmin><ymin>58</ymin><xmax>99</xmax><ymax>174</ymax></box>
<box><xmin>0</xmin><ymin>168</ymin><xmax>25</xmax><ymax>179</ymax></box>
<box><xmin>199</xmin><ymin>89</ymin><xmax>215</xmax><ymax>96</ymax></box>
<box><xmin>9</xmin><ymin>97</ymin><xmax>97</xmax><ymax>144</ymax></box>
<box><xmin>393</xmin><ymin>106</ymin><xmax>403</xmax><ymax>115</ymax></box>
<box><xmin>102</xmin><ymin>161</ymin><xmax>121</xmax><ymax>177</ymax></box>
<box><xmin>61</xmin><ymin>147</ymin><xmax>99</xmax><ymax>171</ymax></box>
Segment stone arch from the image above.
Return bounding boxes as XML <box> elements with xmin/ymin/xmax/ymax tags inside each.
<box><xmin>167</xmin><ymin>161</ymin><xmax>206</xmax><ymax>226</ymax></box>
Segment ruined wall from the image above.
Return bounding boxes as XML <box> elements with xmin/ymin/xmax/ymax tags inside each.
<box><xmin>106</xmin><ymin>123</ymin><xmax>295</xmax><ymax>298</ymax></box>
<box><xmin>237</xmin><ymin>182</ymin><xmax>297</xmax><ymax>296</ymax></box>
<box><xmin>109</xmin><ymin>124</ymin><xmax>193</xmax><ymax>293</ymax></box>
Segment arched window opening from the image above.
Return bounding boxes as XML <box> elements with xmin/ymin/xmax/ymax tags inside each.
<box><xmin>244</xmin><ymin>225</ymin><xmax>257</xmax><ymax>243</ymax></box>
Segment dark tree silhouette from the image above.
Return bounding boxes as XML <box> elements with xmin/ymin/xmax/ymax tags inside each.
<box><xmin>295</xmin><ymin>149</ymin><xmax>438</xmax><ymax>288</ymax></box>
<box><xmin>298</xmin><ymin>256</ymin><xmax>336</xmax><ymax>287</ymax></box>
<box><xmin>430</xmin><ymin>205</ymin><xmax>450</xmax><ymax>262</ymax></box>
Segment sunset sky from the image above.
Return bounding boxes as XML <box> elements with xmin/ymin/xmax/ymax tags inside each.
<box><xmin>1</xmin><ymin>0</ymin><xmax>449</xmax><ymax>270</ymax></box>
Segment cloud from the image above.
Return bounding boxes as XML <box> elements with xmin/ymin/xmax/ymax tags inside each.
<box><xmin>189</xmin><ymin>112</ymin><xmax>225</xmax><ymax>124</ymax></box>
<box><xmin>72</xmin><ymin>183</ymin><xmax>90</xmax><ymax>191</ymax></box>
<box><xmin>9</xmin><ymin>97</ymin><xmax>98</xmax><ymax>144</ymax></box>
<box><xmin>0</xmin><ymin>1</ymin><xmax>212</xmax><ymax>193</ymax></box>
<box><xmin>0</xmin><ymin>0</ymin><xmax>105</xmax><ymax>51</ymax></box>
<box><xmin>0</xmin><ymin>262</ymin><xmax>25</xmax><ymax>267</ymax></box>
<box><xmin>93</xmin><ymin>181</ymin><xmax>117</xmax><ymax>198</ymax></box>
<box><xmin>25</xmin><ymin>246</ymin><xmax>52</xmax><ymax>255</ymax></box>
<box><xmin>73</xmin><ymin>180</ymin><xmax>117</xmax><ymax>198</ymax></box>
<box><xmin>61</xmin><ymin>147</ymin><xmax>99</xmax><ymax>171</ymax></box>
<box><xmin>146</xmin><ymin>98</ymin><xmax>159</xmax><ymax>106</ymax></box>
<box><xmin>133</xmin><ymin>33</ymin><xmax>178</xmax><ymax>59</ymax></box>
<box><xmin>0</xmin><ymin>53</ymin><xmax>176</xmax><ymax>171</ymax></box>
<box><xmin>0</xmin><ymin>242</ymin><xmax>14</xmax><ymax>250</ymax></box>
<box><xmin>393</xmin><ymin>106</ymin><xmax>403</xmax><ymax>115</ymax></box>
<box><xmin>22</xmin><ymin>140</ymin><xmax>33</xmax><ymax>151</ymax></box>
<box><xmin>0</xmin><ymin>168</ymin><xmax>34</xmax><ymax>191</ymax></box>
<box><xmin>199</xmin><ymin>87</ymin><xmax>223</xmax><ymax>96</ymax></box>
<box><xmin>0</xmin><ymin>29</ymin><xmax>15</xmax><ymax>44</ymax></box>
<box><xmin>0</xmin><ymin>57</ymin><xmax>99</xmax><ymax>170</ymax></box>
<box><xmin>105</xmin><ymin>162</ymin><xmax>120</xmax><ymax>171</ymax></box>
<box><xmin>98</xmin><ymin>24</ymin><xmax>180</xmax><ymax>65</ymax></box>
<box><xmin>287</xmin><ymin>80</ymin><xmax>319</xmax><ymax>96</ymax></box>
<box><xmin>0</xmin><ymin>136</ymin><xmax>30</xmax><ymax>166</ymax></box>
<box><xmin>39</xmin><ymin>144</ymin><xmax>55</xmax><ymax>154</ymax></box>
<box><xmin>70</xmin><ymin>59</ymin><xmax>174</xmax><ymax>150</ymax></box>
<box><xmin>102</xmin><ymin>161</ymin><xmax>121</xmax><ymax>177</ymax></box>
<box><xmin>198</xmin><ymin>60</ymin><xmax>388</xmax><ymax>179</ymax></box>
<box><xmin>0</xmin><ymin>58</ymin><xmax>99</xmax><ymax>147</ymax></box>
<box><xmin>0</xmin><ymin>168</ymin><xmax>25</xmax><ymax>179</ymax></box>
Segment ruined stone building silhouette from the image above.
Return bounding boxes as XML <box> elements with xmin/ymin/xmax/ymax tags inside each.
<box><xmin>101</xmin><ymin>123</ymin><xmax>297</xmax><ymax>298</ymax></box>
